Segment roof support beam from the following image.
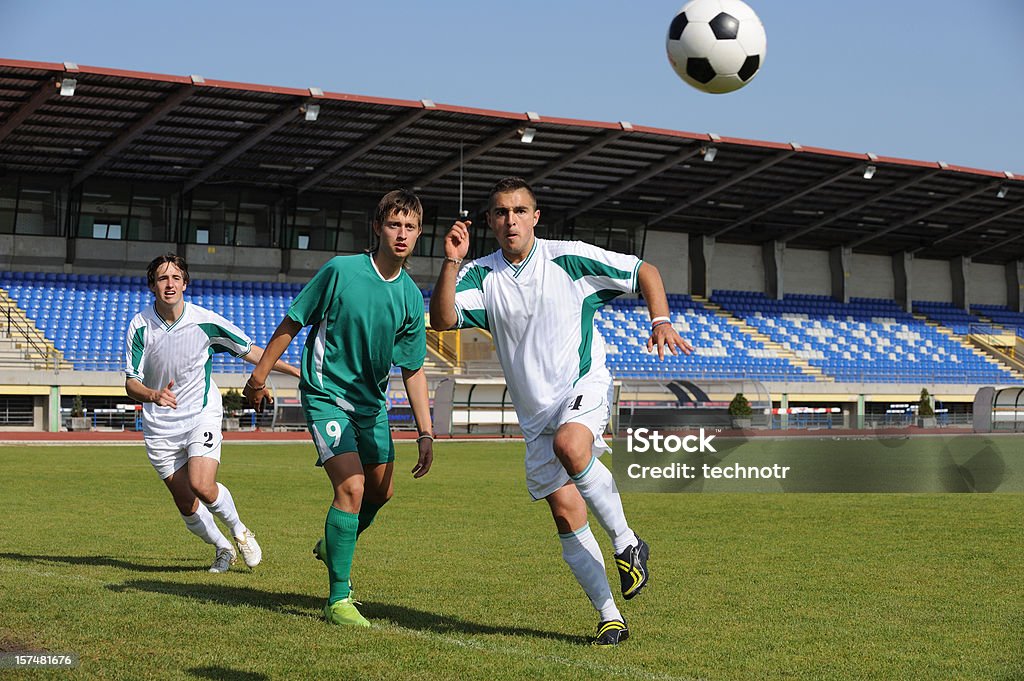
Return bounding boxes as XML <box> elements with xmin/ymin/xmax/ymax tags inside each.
<box><xmin>563</xmin><ymin>145</ymin><xmax>702</xmax><ymax>221</ymax></box>
<box><xmin>526</xmin><ymin>128</ymin><xmax>628</xmax><ymax>186</ymax></box>
<box><xmin>778</xmin><ymin>168</ymin><xmax>941</xmax><ymax>244</ymax></box>
<box><xmin>72</xmin><ymin>85</ymin><xmax>194</xmax><ymax>187</ymax></box>
<box><xmin>852</xmin><ymin>181</ymin><xmax>1002</xmax><ymax>249</ymax></box>
<box><xmin>647</xmin><ymin>148</ymin><xmax>798</xmax><ymax>229</ymax></box>
<box><xmin>0</xmin><ymin>79</ymin><xmax>58</xmax><ymax>144</ymax></box>
<box><xmin>952</xmin><ymin>201</ymin><xmax>1024</xmax><ymax>258</ymax></box>
<box><xmin>411</xmin><ymin>123</ymin><xmax>522</xmax><ymax>190</ymax></box>
<box><xmin>712</xmin><ymin>163</ymin><xmax>860</xmax><ymax>238</ymax></box>
<box><xmin>298</xmin><ymin>103</ymin><xmax>435</xmax><ymax>194</ymax></box>
<box><xmin>183</xmin><ymin>101</ymin><xmax>304</xmax><ymax>194</ymax></box>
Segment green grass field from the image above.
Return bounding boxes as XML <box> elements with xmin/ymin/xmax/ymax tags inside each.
<box><xmin>1</xmin><ymin>439</ymin><xmax>1022</xmax><ymax>680</ymax></box>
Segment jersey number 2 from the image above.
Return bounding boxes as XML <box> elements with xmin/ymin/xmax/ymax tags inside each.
<box><xmin>202</xmin><ymin>431</ymin><xmax>214</xmax><ymax>448</ymax></box>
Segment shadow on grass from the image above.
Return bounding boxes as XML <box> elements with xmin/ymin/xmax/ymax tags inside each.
<box><xmin>0</xmin><ymin>552</ymin><xmax>200</xmax><ymax>573</ymax></box>
<box><xmin>108</xmin><ymin>579</ymin><xmax>586</xmax><ymax>644</ymax></box>
<box><xmin>187</xmin><ymin>666</ymin><xmax>269</xmax><ymax>681</ymax></box>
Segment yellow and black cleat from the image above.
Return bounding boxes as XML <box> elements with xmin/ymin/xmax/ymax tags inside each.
<box><xmin>614</xmin><ymin>536</ymin><xmax>650</xmax><ymax>600</ymax></box>
<box><xmin>594</xmin><ymin>618</ymin><xmax>630</xmax><ymax>646</ymax></box>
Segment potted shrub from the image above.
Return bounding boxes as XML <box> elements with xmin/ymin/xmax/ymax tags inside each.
<box><xmin>70</xmin><ymin>394</ymin><xmax>90</xmax><ymax>431</ymax></box>
<box><xmin>917</xmin><ymin>388</ymin><xmax>936</xmax><ymax>428</ymax></box>
<box><xmin>222</xmin><ymin>388</ymin><xmax>245</xmax><ymax>431</ymax></box>
<box><xmin>729</xmin><ymin>392</ymin><xmax>753</xmax><ymax>429</ymax></box>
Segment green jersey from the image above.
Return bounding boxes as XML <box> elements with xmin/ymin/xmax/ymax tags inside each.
<box><xmin>287</xmin><ymin>253</ymin><xmax>426</xmax><ymax>424</ymax></box>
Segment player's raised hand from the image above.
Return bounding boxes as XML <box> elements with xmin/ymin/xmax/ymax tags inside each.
<box><xmin>243</xmin><ymin>375</ymin><xmax>273</xmax><ymax>413</ymax></box>
<box><xmin>411</xmin><ymin>437</ymin><xmax>434</xmax><ymax>478</ymax></box>
<box><xmin>446</xmin><ymin>219</ymin><xmax>471</xmax><ymax>262</ymax></box>
<box><xmin>153</xmin><ymin>380</ymin><xmax>178</xmax><ymax>408</ymax></box>
<box><xmin>647</xmin><ymin>324</ymin><xmax>694</xmax><ymax>360</ymax></box>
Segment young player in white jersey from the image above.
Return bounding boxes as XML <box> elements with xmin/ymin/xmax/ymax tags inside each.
<box><xmin>243</xmin><ymin>190</ymin><xmax>435</xmax><ymax>628</ymax></box>
<box><xmin>125</xmin><ymin>254</ymin><xmax>300</xmax><ymax>573</ymax></box>
<box><xmin>430</xmin><ymin>177</ymin><xmax>692</xmax><ymax>646</ymax></box>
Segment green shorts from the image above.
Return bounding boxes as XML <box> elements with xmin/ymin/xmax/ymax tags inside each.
<box><xmin>308</xmin><ymin>410</ymin><xmax>395</xmax><ymax>467</ymax></box>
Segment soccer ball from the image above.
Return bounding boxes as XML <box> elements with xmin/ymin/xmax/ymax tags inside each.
<box><xmin>666</xmin><ymin>0</ymin><xmax>767</xmax><ymax>94</ymax></box>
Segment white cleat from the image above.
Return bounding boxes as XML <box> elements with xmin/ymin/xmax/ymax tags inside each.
<box><xmin>234</xmin><ymin>529</ymin><xmax>262</xmax><ymax>569</ymax></box>
<box><xmin>209</xmin><ymin>546</ymin><xmax>237</xmax><ymax>573</ymax></box>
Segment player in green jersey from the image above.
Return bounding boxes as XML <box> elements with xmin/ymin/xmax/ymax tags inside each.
<box><xmin>244</xmin><ymin>189</ymin><xmax>434</xmax><ymax>627</ymax></box>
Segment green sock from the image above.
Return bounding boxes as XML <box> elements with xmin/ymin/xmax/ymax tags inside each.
<box><xmin>357</xmin><ymin>500</ymin><xmax>385</xmax><ymax>536</ymax></box>
<box><xmin>325</xmin><ymin>506</ymin><xmax>359</xmax><ymax>605</ymax></box>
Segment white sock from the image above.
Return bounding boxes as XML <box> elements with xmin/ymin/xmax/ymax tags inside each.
<box><xmin>559</xmin><ymin>523</ymin><xmax>620</xmax><ymax>622</ymax></box>
<box><xmin>571</xmin><ymin>456</ymin><xmax>637</xmax><ymax>555</ymax></box>
<box><xmin>182</xmin><ymin>503</ymin><xmax>231</xmax><ymax>550</ymax></box>
<box><xmin>203</xmin><ymin>482</ymin><xmax>247</xmax><ymax>538</ymax></box>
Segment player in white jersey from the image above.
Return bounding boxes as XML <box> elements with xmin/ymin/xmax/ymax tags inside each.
<box><xmin>125</xmin><ymin>254</ymin><xmax>300</xmax><ymax>573</ymax></box>
<box><xmin>431</xmin><ymin>177</ymin><xmax>692</xmax><ymax>645</ymax></box>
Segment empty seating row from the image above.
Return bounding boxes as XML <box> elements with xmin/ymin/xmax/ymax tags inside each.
<box><xmin>712</xmin><ymin>290</ymin><xmax>1016</xmax><ymax>384</ymax></box>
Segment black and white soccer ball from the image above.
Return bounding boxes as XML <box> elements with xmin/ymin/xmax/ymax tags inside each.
<box><xmin>666</xmin><ymin>0</ymin><xmax>767</xmax><ymax>94</ymax></box>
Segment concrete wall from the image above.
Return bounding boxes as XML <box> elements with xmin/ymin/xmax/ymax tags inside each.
<box><xmin>183</xmin><ymin>244</ymin><xmax>283</xmax><ymax>279</ymax></box>
<box><xmin>912</xmin><ymin>258</ymin><xmax>954</xmax><ymax>302</ymax></box>
<box><xmin>848</xmin><ymin>253</ymin><xmax>895</xmax><ymax>299</ymax></box>
<box><xmin>642</xmin><ymin>230</ymin><xmax>689</xmax><ymax>294</ymax></box>
<box><xmin>711</xmin><ymin>243</ymin><xmax>763</xmax><ymax>292</ymax></box>
<box><xmin>284</xmin><ymin>249</ymin><xmax>338</xmax><ymax>281</ymax></box>
<box><xmin>783</xmin><ymin>247</ymin><xmax>830</xmax><ymax>295</ymax></box>
<box><xmin>4</xmin><ymin>235</ymin><xmax>67</xmax><ymax>271</ymax></box>
<box><xmin>4</xmin><ymin>236</ymin><xmax>1020</xmax><ymax>308</ymax></box>
<box><xmin>971</xmin><ymin>262</ymin><xmax>1007</xmax><ymax>306</ymax></box>
<box><xmin>72</xmin><ymin>239</ymin><xmax>176</xmax><ymax>273</ymax></box>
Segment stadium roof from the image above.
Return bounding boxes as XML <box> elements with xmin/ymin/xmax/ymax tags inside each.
<box><xmin>2</xmin><ymin>57</ymin><xmax>1023</xmax><ymax>264</ymax></box>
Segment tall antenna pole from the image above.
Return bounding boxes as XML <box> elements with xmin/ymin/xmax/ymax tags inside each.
<box><xmin>459</xmin><ymin>141</ymin><xmax>468</xmax><ymax>219</ymax></box>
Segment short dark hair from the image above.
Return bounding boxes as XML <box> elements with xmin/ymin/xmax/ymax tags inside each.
<box><xmin>373</xmin><ymin>189</ymin><xmax>423</xmax><ymax>228</ymax></box>
<box><xmin>488</xmin><ymin>177</ymin><xmax>537</xmax><ymax>211</ymax></box>
<box><xmin>146</xmin><ymin>253</ymin><xmax>190</xmax><ymax>288</ymax></box>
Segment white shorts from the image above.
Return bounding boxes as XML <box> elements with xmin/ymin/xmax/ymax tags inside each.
<box><xmin>524</xmin><ymin>377</ymin><xmax>612</xmax><ymax>500</ymax></box>
<box><xmin>145</xmin><ymin>421</ymin><xmax>224</xmax><ymax>480</ymax></box>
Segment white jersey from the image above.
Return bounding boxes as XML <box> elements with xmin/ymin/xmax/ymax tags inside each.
<box><xmin>453</xmin><ymin>238</ymin><xmax>641</xmax><ymax>441</ymax></box>
<box><xmin>125</xmin><ymin>302</ymin><xmax>253</xmax><ymax>439</ymax></box>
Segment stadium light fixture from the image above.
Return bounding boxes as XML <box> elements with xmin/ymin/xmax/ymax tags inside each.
<box><xmin>997</xmin><ymin>186</ymin><xmax>1009</xmax><ymax>199</ymax></box>
<box><xmin>519</xmin><ymin>127</ymin><xmax>537</xmax><ymax>144</ymax></box>
<box><xmin>57</xmin><ymin>78</ymin><xmax>77</xmax><ymax>96</ymax></box>
<box><xmin>302</xmin><ymin>103</ymin><xmax>320</xmax><ymax>122</ymax></box>
<box><xmin>702</xmin><ymin>147</ymin><xmax>717</xmax><ymax>163</ymax></box>
<box><xmin>863</xmin><ymin>165</ymin><xmax>876</xmax><ymax>180</ymax></box>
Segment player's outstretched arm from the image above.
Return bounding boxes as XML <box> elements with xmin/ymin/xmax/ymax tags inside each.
<box><xmin>401</xmin><ymin>365</ymin><xmax>434</xmax><ymax>478</ymax></box>
<box><xmin>243</xmin><ymin>344</ymin><xmax>301</xmax><ymax>379</ymax></box>
<box><xmin>126</xmin><ymin>377</ymin><xmax>177</xmax><ymax>408</ymax></box>
<box><xmin>244</xmin><ymin>317</ymin><xmax>302</xmax><ymax>412</ymax></box>
<box><xmin>429</xmin><ymin>219</ymin><xmax>471</xmax><ymax>331</ymax></box>
<box><xmin>637</xmin><ymin>262</ymin><xmax>694</xmax><ymax>360</ymax></box>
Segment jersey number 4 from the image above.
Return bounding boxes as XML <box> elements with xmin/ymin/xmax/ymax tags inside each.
<box><xmin>568</xmin><ymin>395</ymin><xmax>584</xmax><ymax>411</ymax></box>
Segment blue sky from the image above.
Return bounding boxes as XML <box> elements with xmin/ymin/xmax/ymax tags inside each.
<box><xmin>2</xmin><ymin>0</ymin><xmax>1022</xmax><ymax>173</ymax></box>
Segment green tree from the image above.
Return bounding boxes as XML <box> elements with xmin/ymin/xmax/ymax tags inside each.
<box><xmin>729</xmin><ymin>393</ymin><xmax>752</xmax><ymax>417</ymax></box>
<box><xmin>223</xmin><ymin>388</ymin><xmax>246</xmax><ymax>413</ymax></box>
<box><xmin>918</xmin><ymin>388</ymin><xmax>935</xmax><ymax>418</ymax></box>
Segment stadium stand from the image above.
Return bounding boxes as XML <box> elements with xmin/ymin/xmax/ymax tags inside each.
<box><xmin>711</xmin><ymin>290</ymin><xmax>1018</xmax><ymax>384</ymax></box>
<box><xmin>912</xmin><ymin>300</ymin><xmax>982</xmax><ymax>335</ymax></box>
<box><xmin>598</xmin><ymin>294</ymin><xmax>814</xmax><ymax>382</ymax></box>
<box><xmin>971</xmin><ymin>304</ymin><xmax>1024</xmax><ymax>337</ymax></box>
<box><xmin>0</xmin><ymin>271</ymin><xmax>309</xmax><ymax>372</ymax></box>
<box><xmin>2</xmin><ymin>272</ymin><xmax>1021</xmax><ymax>385</ymax></box>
